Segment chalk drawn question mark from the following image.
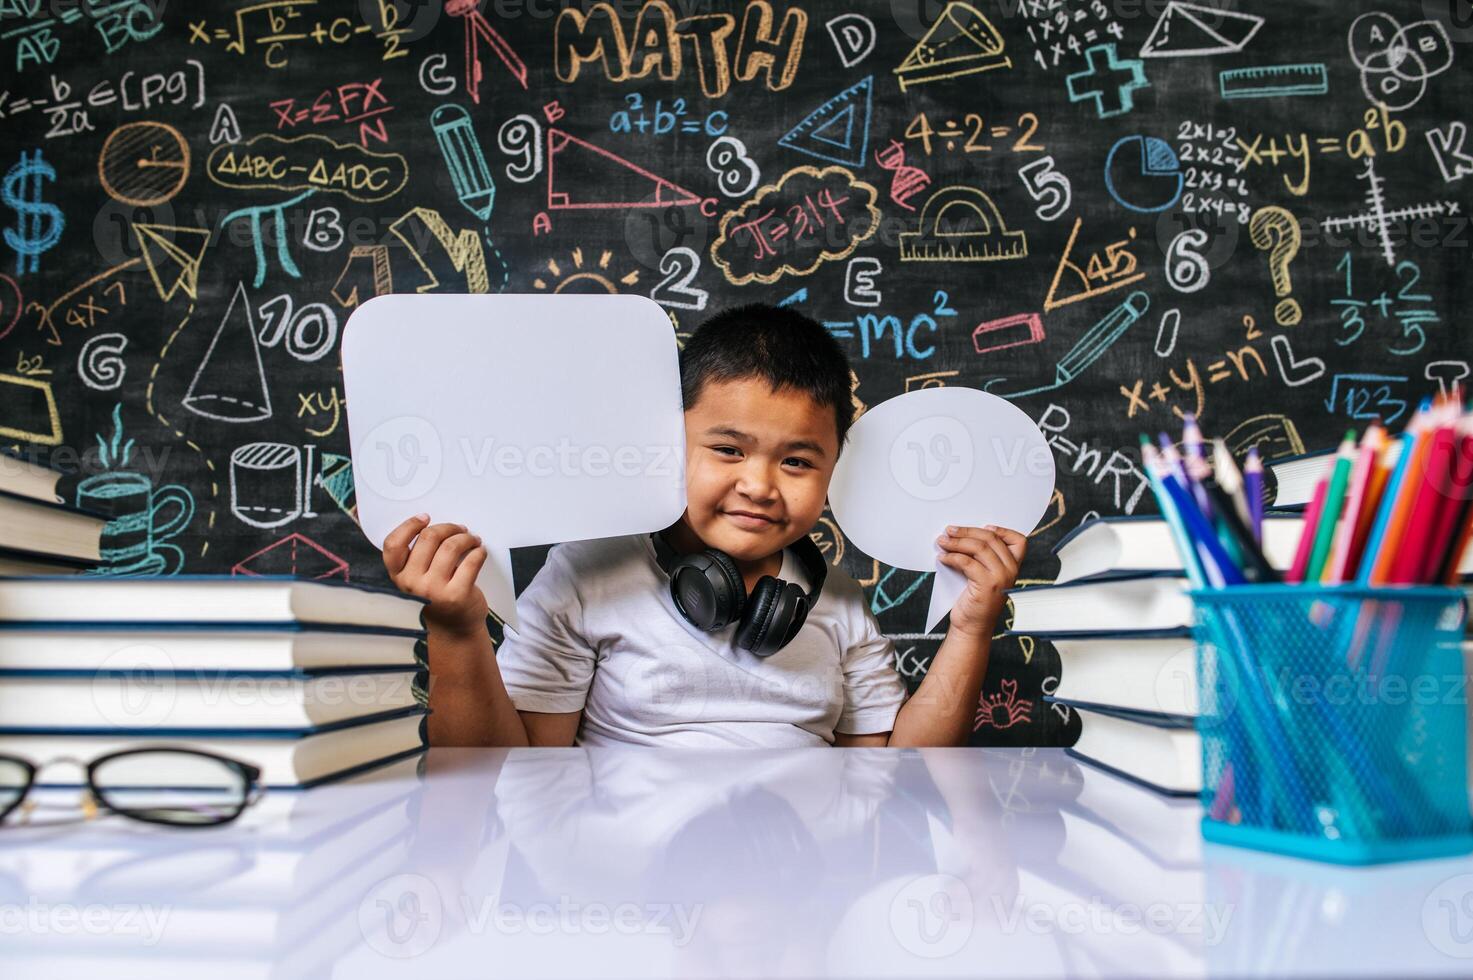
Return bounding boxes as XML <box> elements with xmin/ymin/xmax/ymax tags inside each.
<box><xmin>1249</xmin><ymin>206</ymin><xmax>1302</xmax><ymax>327</ymax></box>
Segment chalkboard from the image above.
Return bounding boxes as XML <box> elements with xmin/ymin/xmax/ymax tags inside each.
<box><xmin>2</xmin><ymin>0</ymin><xmax>1469</xmax><ymax>746</ymax></box>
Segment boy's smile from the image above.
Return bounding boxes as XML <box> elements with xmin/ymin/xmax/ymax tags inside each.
<box><xmin>666</xmin><ymin>377</ymin><xmax>841</xmax><ymax>589</ymax></box>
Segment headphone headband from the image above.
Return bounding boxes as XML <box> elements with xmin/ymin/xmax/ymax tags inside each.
<box><xmin>650</xmin><ymin>527</ymin><xmax>828</xmax><ymax>607</ymax></box>
<box><xmin>650</xmin><ymin>526</ymin><xmax>829</xmax><ymax>656</ymax></box>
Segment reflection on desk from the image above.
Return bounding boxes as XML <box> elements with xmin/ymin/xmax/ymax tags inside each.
<box><xmin>2</xmin><ymin>748</ymin><xmax>1470</xmax><ymax>978</ymax></box>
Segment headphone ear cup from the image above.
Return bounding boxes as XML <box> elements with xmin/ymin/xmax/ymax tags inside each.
<box><xmin>703</xmin><ymin>549</ymin><xmax>747</xmax><ymax>625</ymax></box>
<box><xmin>736</xmin><ymin>578</ymin><xmax>804</xmax><ymax>657</ymax></box>
<box><xmin>669</xmin><ymin>549</ymin><xmax>746</xmax><ymax>631</ymax></box>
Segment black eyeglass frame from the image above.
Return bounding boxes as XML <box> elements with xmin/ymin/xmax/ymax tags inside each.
<box><xmin>0</xmin><ymin>747</ymin><xmax>264</xmax><ymax>828</ymax></box>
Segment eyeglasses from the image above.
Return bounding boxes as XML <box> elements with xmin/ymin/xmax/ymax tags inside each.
<box><xmin>0</xmin><ymin>748</ymin><xmax>265</xmax><ymax>829</ymax></box>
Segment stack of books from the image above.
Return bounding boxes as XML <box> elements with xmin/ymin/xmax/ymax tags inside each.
<box><xmin>0</xmin><ymin>576</ymin><xmax>431</xmax><ymax>788</ymax></box>
<box><xmin>0</xmin><ymin>449</ymin><xmax>105</xmax><ymax>575</ymax></box>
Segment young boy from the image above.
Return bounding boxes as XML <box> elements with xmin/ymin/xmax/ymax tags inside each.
<box><xmin>383</xmin><ymin>303</ymin><xmax>1025</xmax><ymax>747</ymax></box>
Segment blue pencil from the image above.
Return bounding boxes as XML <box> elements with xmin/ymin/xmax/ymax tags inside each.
<box><xmin>1355</xmin><ymin>401</ymin><xmax>1428</xmax><ymax>583</ymax></box>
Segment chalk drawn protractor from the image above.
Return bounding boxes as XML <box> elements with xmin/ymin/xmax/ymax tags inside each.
<box><xmin>899</xmin><ymin>186</ymin><xmax>1027</xmax><ymax>262</ymax></box>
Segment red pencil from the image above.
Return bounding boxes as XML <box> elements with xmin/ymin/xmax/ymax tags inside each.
<box><xmin>1425</xmin><ymin>416</ymin><xmax>1473</xmax><ymax>583</ymax></box>
<box><xmin>1389</xmin><ymin>403</ymin><xmax>1460</xmax><ymax>583</ymax></box>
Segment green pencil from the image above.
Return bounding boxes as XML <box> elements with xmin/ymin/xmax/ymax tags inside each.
<box><xmin>1304</xmin><ymin>431</ymin><xmax>1357</xmax><ymax>583</ymax></box>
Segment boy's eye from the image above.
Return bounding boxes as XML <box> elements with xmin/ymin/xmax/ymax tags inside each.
<box><xmin>784</xmin><ymin>457</ymin><xmax>813</xmax><ymax>469</ymax></box>
<box><xmin>712</xmin><ymin>446</ymin><xmax>740</xmax><ymax>457</ymax></box>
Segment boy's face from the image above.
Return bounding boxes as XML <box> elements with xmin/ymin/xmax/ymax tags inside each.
<box><xmin>681</xmin><ymin>377</ymin><xmax>840</xmax><ymax>562</ymax></box>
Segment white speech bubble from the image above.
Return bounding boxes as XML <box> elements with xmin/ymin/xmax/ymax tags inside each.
<box><xmin>342</xmin><ymin>294</ymin><xmax>687</xmax><ymax>631</ymax></box>
<box><xmin>829</xmin><ymin>387</ymin><xmax>1055</xmax><ymax>632</ymax></box>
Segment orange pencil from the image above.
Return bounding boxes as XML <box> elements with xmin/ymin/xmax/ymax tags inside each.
<box><xmin>1368</xmin><ymin>402</ymin><xmax>1440</xmax><ymax>584</ymax></box>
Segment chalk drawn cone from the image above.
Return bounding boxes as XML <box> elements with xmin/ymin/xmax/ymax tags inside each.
<box><xmin>182</xmin><ymin>281</ymin><xmax>272</xmax><ymax>422</ymax></box>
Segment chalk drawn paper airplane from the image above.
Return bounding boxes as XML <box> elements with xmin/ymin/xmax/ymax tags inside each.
<box><xmin>779</xmin><ymin>76</ymin><xmax>873</xmax><ymax>167</ymax></box>
<box><xmin>546</xmin><ymin>129</ymin><xmax>703</xmax><ymax>210</ymax></box>
<box><xmin>133</xmin><ymin>224</ymin><xmax>209</xmax><ymax>302</ymax></box>
<box><xmin>894</xmin><ymin>2</ymin><xmax>1011</xmax><ymax>91</ymax></box>
<box><xmin>1139</xmin><ymin>2</ymin><xmax>1264</xmax><ymax>58</ymax></box>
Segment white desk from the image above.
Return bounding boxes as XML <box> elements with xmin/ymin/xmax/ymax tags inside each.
<box><xmin>3</xmin><ymin>747</ymin><xmax>1470</xmax><ymax>977</ymax></box>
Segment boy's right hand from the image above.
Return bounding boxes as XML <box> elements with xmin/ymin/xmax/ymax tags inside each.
<box><xmin>383</xmin><ymin>514</ymin><xmax>489</xmax><ymax>636</ymax></box>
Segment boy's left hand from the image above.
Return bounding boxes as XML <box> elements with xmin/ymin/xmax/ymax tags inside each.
<box><xmin>936</xmin><ymin>525</ymin><xmax>1027</xmax><ymax>639</ymax></box>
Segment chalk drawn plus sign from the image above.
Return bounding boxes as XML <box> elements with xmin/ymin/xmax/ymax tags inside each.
<box><xmin>1066</xmin><ymin>44</ymin><xmax>1150</xmax><ymax>119</ymax></box>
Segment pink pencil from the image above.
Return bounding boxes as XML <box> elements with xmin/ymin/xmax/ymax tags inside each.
<box><xmin>1324</xmin><ymin>421</ymin><xmax>1385</xmax><ymax>583</ymax></box>
<box><xmin>1286</xmin><ymin>473</ymin><xmax>1331</xmax><ymax>584</ymax></box>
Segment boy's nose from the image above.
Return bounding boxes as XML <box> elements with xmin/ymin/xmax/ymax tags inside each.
<box><xmin>735</xmin><ymin>465</ymin><xmax>777</xmax><ymax>500</ymax></box>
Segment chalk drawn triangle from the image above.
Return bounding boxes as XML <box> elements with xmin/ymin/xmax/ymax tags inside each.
<box><xmin>546</xmin><ymin>129</ymin><xmax>703</xmax><ymax>210</ymax></box>
<box><xmin>134</xmin><ymin>224</ymin><xmax>209</xmax><ymax>302</ymax></box>
<box><xmin>779</xmin><ymin>76</ymin><xmax>872</xmax><ymax>166</ymax></box>
<box><xmin>1139</xmin><ymin>2</ymin><xmax>1263</xmax><ymax>58</ymax></box>
<box><xmin>1043</xmin><ymin>217</ymin><xmax>1146</xmax><ymax>312</ymax></box>
<box><xmin>894</xmin><ymin>2</ymin><xmax>1011</xmax><ymax>91</ymax></box>
<box><xmin>182</xmin><ymin>282</ymin><xmax>272</xmax><ymax>422</ymax></box>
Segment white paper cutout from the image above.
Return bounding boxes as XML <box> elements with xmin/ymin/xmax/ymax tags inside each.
<box><xmin>342</xmin><ymin>294</ymin><xmax>687</xmax><ymax>630</ymax></box>
<box><xmin>828</xmin><ymin>387</ymin><xmax>1056</xmax><ymax>632</ymax></box>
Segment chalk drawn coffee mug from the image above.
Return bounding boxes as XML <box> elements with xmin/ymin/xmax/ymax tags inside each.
<box><xmin>75</xmin><ymin>471</ymin><xmax>193</xmax><ymax>575</ymax></box>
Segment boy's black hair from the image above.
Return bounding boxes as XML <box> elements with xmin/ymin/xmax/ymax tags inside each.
<box><xmin>680</xmin><ymin>303</ymin><xmax>854</xmax><ymax>453</ymax></box>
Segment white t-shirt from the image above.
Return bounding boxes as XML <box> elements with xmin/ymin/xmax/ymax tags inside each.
<box><xmin>494</xmin><ymin>533</ymin><xmax>909</xmax><ymax>747</ymax></box>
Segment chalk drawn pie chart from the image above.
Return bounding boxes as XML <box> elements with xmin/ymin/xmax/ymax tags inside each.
<box><xmin>99</xmin><ymin>122</ymin><xmax>191</xmax><ymax>207</ymax></box>
<box><xmin>1104</xmin><ymin>135</ymin><xmax>1183</xmax><ymax>214</ymax></box>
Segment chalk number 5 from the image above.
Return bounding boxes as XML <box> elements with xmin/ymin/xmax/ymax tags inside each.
<box><xmin>1018</xmin><ymin>156</ymin><xmax>1071</xmax><ymax>222</ymax></box>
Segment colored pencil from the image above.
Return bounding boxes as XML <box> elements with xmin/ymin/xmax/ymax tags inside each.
<box><xmin>1155</xmin><ymin>459</ymin><xmax>1247</xmax><ymax>588</ymax></box>
<box><xmin>1212</xmin><ymin>439</ymin><xmax>1254</xmax><ymax>532</ymax></box>
<box><xmin>1205</xmin><ymin>479</ymin><xmax>1280</xmax><ymax>583</ymax></box>
<box><xmin>1305</xmin><ymin>431</ymin><xmax>1356</xmax><ymax>583</ymax></box>
<box><xmin>1141</xmin><ymin>437</ymin><xmax>1207</xmax><ymax>589</ymax></box>
<box><xmin>1358</xmin><ymin>401</ymin><xmax>1431</xmax><ymax>583</ymax></box>
<box><xmin>1182</xmin><ymin>414</ymin><xmax>1214</xmax><ymax>516</ymax></box>
<box><xmin>1286</xmin><ymin>474</ymin><xmax>1330</xmax><ymax>584</ymax></box>
<box><xmin>1388</xmin><ymin>404</ymin><xmax>1459</xmax><ymax>583</ymax></box>
<box><xmin>1244</xmin><ymin>447</ymin><xmax>1264</xmax><ymax>542</ymax></box>
<box><xmin>1422</xmin><ymin>416</ymin><xmax>1473</xmax><ymax>583</ymax></box>
<box><xmin>1326</xmin><ymin>421</ymin><xmax>1387</xmax><ymax>584</ymax></box>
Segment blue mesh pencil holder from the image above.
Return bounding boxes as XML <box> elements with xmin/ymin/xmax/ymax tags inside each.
<box><xmin>1189</xmin><ymin>585</ymin><xmax>1472</xmax><ymax>865</ymax></box>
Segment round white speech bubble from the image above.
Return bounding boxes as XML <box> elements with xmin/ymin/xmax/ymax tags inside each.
<box><xmin>829</xmin><ymin>387</ymin><xmax>1055</xmax><ymax>571</ymax></box>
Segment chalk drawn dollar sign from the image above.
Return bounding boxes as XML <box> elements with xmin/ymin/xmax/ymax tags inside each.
<box><xmin>3</xmin><ymin>150</ymin><xmax>64</xmax><ymax>276</ymax></box>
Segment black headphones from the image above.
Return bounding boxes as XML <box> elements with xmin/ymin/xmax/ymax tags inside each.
<box><xmin>650</xmin><ymin>527</ymin><xmax>828</xmax><ymax>657</ymax></box>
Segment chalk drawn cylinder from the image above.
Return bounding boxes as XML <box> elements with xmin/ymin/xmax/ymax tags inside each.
<box><xmin>230</xmin><ymin>442</ymin><xmax>313</xmax><ymax>529</ymax></box>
